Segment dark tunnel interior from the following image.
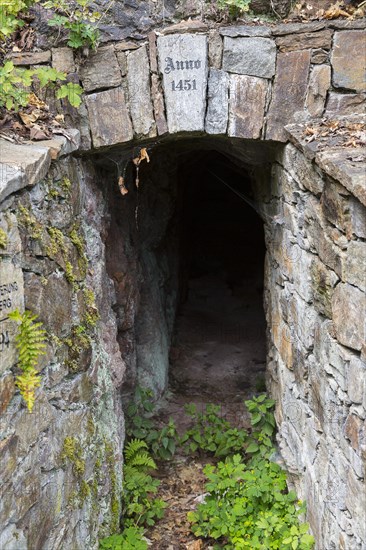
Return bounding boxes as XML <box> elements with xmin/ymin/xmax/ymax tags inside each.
<box><xmin>170</xmin><ymin>150</ymin><xmax>267</xmax><ymax>399</ymax></box>
<box><xmin>102</xmin><ymin>143</ymin><xmax>268</xmax><ymax>400</ymax></box>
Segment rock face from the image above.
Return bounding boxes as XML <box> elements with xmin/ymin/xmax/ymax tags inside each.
<box><xmin>205</xmin><ymin>69</ymin><xmax>229</xmax><ymax>134</ymax></box>
<box><xmin>157</xmin><ymin>33</ymin><xmax>208</xmax><ymax>133</ymax></box>
<box><xmin>85</xmin><ymin>87</ymin><xmax>133</xmax><ymax>148</ymax></box>
<box><xmin>126</xmin><ymin>45</ymin><xmax>156</xmax><ymax>137</ymax></box>
<box><xmin>331</xmin><ymin>31</ymin><xmax>366</xmax><ymax>92</ymax></box>
<box><xmin>222</xmin><ymin>36</ymin><xmax>276</xmax><ymax>78</ymax></box>
<box><xmin>0</xmin><ymin>148</ymin><xmax>125</xmax><ymax>549</ymax></box>
<box><xmin>27</xmin><ymin>21</ymin><xmax>364</xmax><ymax>147</ymax></box>
<box><xmin>266</xmin><ymin>50</ymin><xmax>311</xmax><ymax>141</ymax></box>
<box><xmin>228</xmin><ymin>75</ymin><xmax>268</xmax><ymax>139</ymax></box>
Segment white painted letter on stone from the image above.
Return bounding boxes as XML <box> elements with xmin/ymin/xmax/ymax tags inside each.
<box><xmin>157</xmin><ymin>33</ymin><xmax>208</xmax><ymax>133</ymax></box>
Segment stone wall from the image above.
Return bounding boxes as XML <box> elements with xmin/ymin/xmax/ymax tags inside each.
<box><xmin>262</xmin><ymin>134</ymin><xmax>366</xmax><ymax>549</ymax></box>
<box><xmin>1</xmin><ymin>16</ymin><xmax>365</xmax><ymax>550</ymax></box>
<box><xmin>7</xmin><ymin>19</ymin><xmax>365</xmax><ymax>151</ymax></box>
<box><xmin>0</xmin><ymin>143</ymin><xmax>126</xmax><ymax>548</ymax></box>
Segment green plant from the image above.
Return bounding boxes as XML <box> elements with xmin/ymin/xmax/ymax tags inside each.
<box><xmin>17</xmin><ymin>204</ymin><xmax>44</xmax><ymax>240</ymax></box>
<box><xmin>0</xmin><ymin>0</ymin><xmax>34</xmax><ymax>40</ymax></box>
<box><xmin>180</xmin><ymin>403</ymin><xmax>247</xmax><ymax>457</ymax></box>
<box><xmin>0</xmin><ymin>62</ymin><xmax>83</xmax><ymax>112</ymax></box>
<box><xmin>99</xmin><ymin>527</ymin><xmax>147</xmax><ymax>550</ymax></box>
<box><xmin>125</xmin><ymin>386</ymin><xmax>178</xmax><ymax>461</ymax></box>
<box><xmin>217</xmin><ymin>0</ymin><xmax>251</xmax><ymax>17</ymax></box>
<box><xmin>0</xmin><ymin>228</ymin><xmax>7</xmax><ymax>249</ymax></box>
<box><xmin>123</xmin><ymin>439</ymin><xmax>166</xmax><ymax>528</ymax></box>
<box><xmin>9</xmin><ymin>309</ymin><xmax>46</xmax><ymax>411</ymax></box>
<box><xmin>45</xmin><ymin>0</ymin><xmax>101</xmax><ymax>50</ymax></box>
<box><xmin>245</xmin><ymin>394</ymin><xmax>276</xmax><ymax>457</ymax></box>
<box><xmin>188</xmin><ymin>453</ymin><xmax>315</xmax><ymax>549</ymax></box>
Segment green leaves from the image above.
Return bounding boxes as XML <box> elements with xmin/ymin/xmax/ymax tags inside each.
<box><xmin>44</xmin><ymin>0</ymin><xmax>100</xmax><ymax>50</ymax></box>
<box><xmin>180</xmin><ymin>403</ymin><xmax>247</xmax><ymax>457</ymax></box>
<box><xmin>0</xmin><ymin>62</ymin><xmax>84</xmax><ymax>113</ymax></box>
<box><xmin>0</xmin><ymin>0</ymin><xmax>31</xmax><ymax>39</ymax></box>
<box><xmin>99</xmin><ymin>527</ymin><xmax>147</xmax><ymax>550</ymax></box>
<box><xmin>56</xmin><ymin>82</ymin><xmax>83</xmax><ymax>107</ymax></box>
<box><xmin>188</xmin><ymin>453</ymin><xmax>314</xmax><ymax>549</ymax></box>
<box><xmin>122</xmin><ymin>438</ymin><xmax>167</xmax><ymax>531</ymax></box>
<box><xmin>9</xmin><ymin>309</ymin><xmax>46</xmax><ymax>411</ymax></box>
<box><xmin>125</xmin><ymin>386</ymin><xmax>178</xmax><ymax>461</ymax></box>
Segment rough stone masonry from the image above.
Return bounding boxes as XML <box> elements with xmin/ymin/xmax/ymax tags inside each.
<box><xmin>0</xmin><ymin>16</ymin><xmax>365</xmax><ymax>550</ymax></box>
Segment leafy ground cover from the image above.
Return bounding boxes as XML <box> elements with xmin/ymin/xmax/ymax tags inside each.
<box><xmin>99</xmin><ymin>390</ymin><xmax>315</xmax><ymax>550</ymax></box>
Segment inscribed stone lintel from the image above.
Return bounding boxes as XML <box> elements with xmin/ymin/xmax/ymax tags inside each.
<box><xmin>157</xmin><ymin>33</ymin><xmax>208</xmax><ymax>134</ymax></box>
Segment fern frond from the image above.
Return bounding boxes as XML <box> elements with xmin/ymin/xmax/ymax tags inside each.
<box><xmin>9</xmin><ymin>309</ymin><xmax>46</xmax><ymax>372</ymax></box>
<box><xmin>125</xmin><ymin>439</ymin><xmax>148</xmax><ymax>461</ymax></box>
<box><xmin>16</xmin><ymin>367</ymin><xmax>41</xmax><ymax>412</ymax></box>
<box><xmin>9</xmin><ymin>309</ymin><xmax>46</xmax><ymax>410</ymax></box>
<box><xmin>127</xmin><ymin>451</ymin><xmax>156</xmax><ymax>471</ymax></box>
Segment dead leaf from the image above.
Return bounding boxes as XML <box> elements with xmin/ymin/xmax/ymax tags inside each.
<box><xmin>186</xmin><ymin>540</ymin><xmax>203</xmax><ymax>550</ymax></box>
<box><xmin>54</xmin><ymin>114</ymin><xmax>65</xmax><ymax>124</ymax></box>
<box><xmin>28</xmin><ymin>93</ymin><xmax>47</xmax><ymax>110</ymax></box>
<box><xmin>29</xmin><ymin>125</ymin><xmax>50</xmax><ymax>140</ymax></box>
<box><xmin>12</xmin><ymin>121</ymin><xmax>23</xmax><ymax>131</ymax></box>
<box><xmin>118</xmin><ymin>176</ymin><xmax>129</xmax><ymax>195</ymax></box>
<box><xmin>19</xmin><ymin>110</ymin><xmax>40</xmax><ymax>125</ymax></box>
<box><xmin>133</xmin><ymin>147</ymin><xmax>150</xmax><ymax>166</ymax></box>
<box><xmin>323</xmin><ymin>1</ymin><xmax>351</xmax><ymax>18</ymax></box>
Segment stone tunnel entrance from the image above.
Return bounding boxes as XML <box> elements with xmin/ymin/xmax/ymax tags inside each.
<box><xmin>102</xmin><ymin>137</ymin><xmax>276</xmax><ymax>402</ymax></box>
<box><xmin>170</xmin><ymin>150</ymin><xmax>266</xmax><ymax>401</ymax></box>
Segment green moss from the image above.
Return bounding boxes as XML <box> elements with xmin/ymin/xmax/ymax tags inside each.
<box><xmin>0</xmin><ymin>228</ymin><xmax>7</xmax><ymax>249</ymax></box>
<box><xmin>69</xmin><ymin>225</ymin><xmax>88</xmax><ymax>277</ymax></box>
<box><xmin>61</xmin><ymin>176</ymin><xmax>72</xmax><ymax>194</ymax></box>
<box><xmin>82</xmin><ymin>288</ymin><xmax>99</xmax><ymax>328</ymax></box>
<box><xmin>17</xmin><ymin>204</ymin><xmax>44</xmax><ymax>240</ymax></box>
<box><xmin>65</xmin><ymin>261</ymin><xmax>78</xmax><ymax>290</ymax></box>
<box><xmin>63</xmin><ymin>325</ymin><xmax>91</xmax><ymax>372</ymax></box>
<box><xmin>61</xmin><ymin>436</ymin><xmax>85</xmax><ymax>477</ymax></box>
<box><xmin>46</xmin><ymin>226</ymin><xmax>67</xmax><ymax>257</ymax></box>
<box><xmin>80</xmin><ymin>479</ymin><xmax>91</xmax><ymax>504</ymax></box>
<box><xmin>46</xmin><ymin>176</ymin><xmax>72</xmax><ymax>200</ymax></box>
<box><xmin>87</xmin><ymin>416</ymin><xmax>95</xmax><ymax>437</ymax></box>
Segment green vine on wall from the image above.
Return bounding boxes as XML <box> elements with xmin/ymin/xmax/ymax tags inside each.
<box><xmin>9</xmin><ymin>308</ymin><xmax>46</xmax><ymax>412</ymax></box>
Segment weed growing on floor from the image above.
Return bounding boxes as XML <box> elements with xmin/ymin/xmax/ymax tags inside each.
<box><xmin>188</xmin><ymin>453</ymin><xmax>314</xmax><ymax>549</ymax></box>
<box><xmin>123</xmin><ymin>439</ymin><xmax>166</xmax><ymax>528</ymax></box>
<box><xmin>99</xmin><ymin>391</ymin><xmax>314</xmax><ymax>549</ymax></box>
<box><xmin>187</xmin><ymin>395</ymin><xmax>314</xmax><ymax>549</ymax></box>
<box><xmin>125</xmin><ymin>386</ymin><xmax>178</xmax><ymax>461</ymax></box>
<box><xmin>180</xmin><ymin>402</ymin><xmax>247</xmax><ymax>457</ymax></box>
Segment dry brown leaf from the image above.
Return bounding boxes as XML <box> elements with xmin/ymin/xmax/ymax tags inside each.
<box><xmin>118</xmin><ymin>176</ymin><xmax>128</xmax><ymax>195</ymax></box>
<box><xmin>54</xmin><ymin>114</ymin><xmax>65</xmax><ymax>124</ymax></box>
<box><xmin>323</xmin><ymin>1</ymin><xmax>351</xmax><ymax>18</ymax></box>
<box><xmin>29</xmin><ymin>125</ymin><xmax>50</xmax><ymax>140</ymax></box>
<box><xmin>186</xmin><ymin>540</ymin><xmax>203</xmax><ymax>550</ymax></box>
<box><xmin>19</xmin><ymin>111</ymin><xmax>39</xmax><ymax>125</ymax></box>
<box><xmin>28</xmin><ymin>93</ymin><xmax>47</xmax><ymax>109</ymax></box>
<box><xmin>133</xmin><ymin>147</ymin><xmax>150</xmax><ymax>166</ymax></box>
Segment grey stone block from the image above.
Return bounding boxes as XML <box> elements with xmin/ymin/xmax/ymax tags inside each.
<box><xmin>222</xmin><ymin>36</ymin><xmax>276</xmax><ymax>78</ymax></box>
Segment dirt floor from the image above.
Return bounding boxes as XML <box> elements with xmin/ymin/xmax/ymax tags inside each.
<box><xmin>145</xmin><ymin>272</ymin><xmax>267</xmax><ymax>548</ymax></box>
